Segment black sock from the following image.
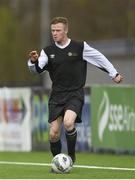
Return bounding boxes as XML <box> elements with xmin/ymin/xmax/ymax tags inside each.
<box><xmin>50</xmin><ymin>139</ymin><xmax>62</xmax><ymax>157</ymax></box>
<box><xmin>65</xmin><ymin>128</ymin><xmax>77</xmax><ymax>163</ymax></box>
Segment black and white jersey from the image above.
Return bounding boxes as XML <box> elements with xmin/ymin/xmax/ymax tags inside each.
<box><xmin>44</xmin><ymin>40</ymin><xmax>86</xmax><ymax>92</ymax></box>
<box><xmin>28</xmin><ymin>39</ymin><xmax>118</xmax><ymax>92</ymax></box>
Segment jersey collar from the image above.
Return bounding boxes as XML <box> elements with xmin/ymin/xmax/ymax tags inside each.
<box><xmin>55</xmin><ymin>39</ymin><xmax>71</xmax><ymax>49</ymax></box>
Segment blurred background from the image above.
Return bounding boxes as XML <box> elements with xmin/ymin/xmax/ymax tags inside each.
<box><xmin>0</xmin><ymin>0</ymin><xmax>135</xmax><ymax>87</ymax></box>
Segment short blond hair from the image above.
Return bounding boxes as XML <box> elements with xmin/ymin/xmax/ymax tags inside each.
<box><xmin>51</xmin><ymin>17</ymin><xmax>68</xmax><ymax>27</ymax></box>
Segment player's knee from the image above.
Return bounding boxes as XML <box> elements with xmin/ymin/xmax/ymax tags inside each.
<box><xmin>63</xmin><ymin>119</ymin><xmax>74</xmax><ymax>131</ymax></box>
<box><xmin>49</xmin><ymin>130</ymin><xmax>60</xmax><ymax>141</ymax></box>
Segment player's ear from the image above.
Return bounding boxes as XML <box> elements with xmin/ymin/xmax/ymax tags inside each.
<box><xmin>64</xmin><ymin>24</ymin><xmax>68</xmax><ymax>34</ymax></box>
<box><xmin>65</xmin><ymin>28</ymin><xmax>68</xmax><ymax>35</ymax></box>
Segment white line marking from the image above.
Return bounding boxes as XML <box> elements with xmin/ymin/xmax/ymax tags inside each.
<box><xmin>0</xmin><ymin>161</ymin><xmax>135</xmax><ymax>171</ymax></box>
<box><xmin>74</xmin><ymin>165</ymin><xmax>135</xmax><ymax>171</ymax></box>
<box><xmin>0</xmin><ymin>161</ymin><xmax>50</xmax><ymax>166</ymax></box>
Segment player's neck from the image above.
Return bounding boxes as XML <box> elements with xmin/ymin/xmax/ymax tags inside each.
<box><xmin>55</xmin><ymin>38</ymin><xmax>71</xmax><ymax>49</ymax></box>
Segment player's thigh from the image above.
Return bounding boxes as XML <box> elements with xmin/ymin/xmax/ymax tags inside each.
<box><xmin>63</xmin><ymin>110</ymin><xmax>77</xmax><ymax>130</ymax></box>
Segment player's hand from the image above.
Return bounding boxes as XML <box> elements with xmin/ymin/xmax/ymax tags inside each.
<box><xmin>113</xmin><ymin>74</ymin><xmax>123</xmax><ymax>83</ymax></box>
<box><xmin>29</xmin><ymin>51</ymin><xmax>39</xmax><ymax>62</ymax></box>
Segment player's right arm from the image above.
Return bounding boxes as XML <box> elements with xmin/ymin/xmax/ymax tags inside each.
<box><xmin>29</xmin><ymin>50</ymin><xmax>39</xmax><ymax>62</ymax></box>
<box><xmin>27</xmin><ymin>49</ymin><xmax>48</xmax><ymax>74</ymax></box>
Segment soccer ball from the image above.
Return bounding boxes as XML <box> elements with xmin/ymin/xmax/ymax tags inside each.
<box><xmin>51</xmin><ymin>153</ymin><xmax>73</xmax><ymax>173</ymax></box>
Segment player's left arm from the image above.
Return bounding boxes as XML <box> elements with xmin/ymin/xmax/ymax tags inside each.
<box><xmin>112</xmin><ymin>73</ymin><xmax>123</xmax><ymax>83</ymax></box>
<box><xmin>83</xmin><ymin>41</ymin><xmax>123</xmax><ymax>83</ymax></box>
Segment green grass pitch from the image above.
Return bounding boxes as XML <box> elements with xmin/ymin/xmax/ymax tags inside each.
<box><xmin>0</xmin><ymin>151</ymin><xmax>135</xmax><ymax>179</ymax></box>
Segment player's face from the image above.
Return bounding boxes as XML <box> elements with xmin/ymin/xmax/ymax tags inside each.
<box><xmin>51</xmin><ymin>23</ymin><xmax>68</xmax><ymax>44</ymax></box>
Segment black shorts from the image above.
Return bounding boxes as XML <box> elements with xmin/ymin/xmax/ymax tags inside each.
<box><xmin>48</xmin><ymin>88</ymin><xmax>84</xmax><ymax>123</ymax></box>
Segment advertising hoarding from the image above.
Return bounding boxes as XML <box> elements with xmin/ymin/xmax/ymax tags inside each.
<box><xmin>91</xmin><ymin>85</ymin><xmax>135</xmax><ymax>151</ymax></box>
<box><xmin>0</xmin><ymin>88</ymin><xmax>31</xmax><ymax>151</ymax></box>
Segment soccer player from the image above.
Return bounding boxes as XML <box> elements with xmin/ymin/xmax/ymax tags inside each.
<box><xmin>27</xmin><ymin>17</ymin><xmax>123</xmax><ymax>164</ymax></box>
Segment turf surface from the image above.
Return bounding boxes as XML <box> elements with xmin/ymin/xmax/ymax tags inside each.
<box><xmin>0</xmin><ymin>151</ymin><xmax>135</xmax><ymax>179</ymax></box>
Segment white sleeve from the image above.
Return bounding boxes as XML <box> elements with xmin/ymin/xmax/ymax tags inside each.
<box><xmin>27</xmin><ymin>49</ymin><xmax>48</xmax><ymax>73</ymax></box>
<box><xmin>38</xmin><ymin>49</ymin><xmax>48</xmax><ymax>69</ymax></box>
<box><xmin>83</xmin><ymin>41</ymin><xmax>118</xmax><ymax>78</ymax></box>
<box><xmin>27</xmin><ymin>59</ymin><xmax>37</xmax><ymax>74</ymax></box>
